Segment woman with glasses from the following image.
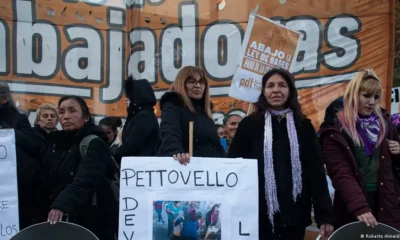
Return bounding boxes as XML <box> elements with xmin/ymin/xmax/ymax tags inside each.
<box><xmin>157</xmin><ymin>66</ymin><xmax>225</xmax><ymax>165</ymax></box>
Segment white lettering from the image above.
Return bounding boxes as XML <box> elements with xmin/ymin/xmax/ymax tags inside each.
<box><xmin>160</xmin><ymin>3</ymin><xmax>197</xmax><ymax>82</ymax></box>
<box><xmin>102</xmin><ymin>30</ymin><xmax>124</xmax><ymax>102</ymax></box>
<box><xmin>202</xmin><ymin>23</ymin><xmax>242</xmax><ymax>79</ymax></box>
<box><xmin>286</xmin><ymin>19</ymin><xmax>320</xmax><ymax>73</ymax></box>
<box><xmin>324</xmin><ymin>17</ymin><xmax>361</xmax><ymax>68</ymax></box>
<box><xmin>249</xmin><ymin>41</ymin><xmax>257</xmax><ymax>49</ymax></box>
<box><xmin>128</xmin><ymin>29</ymin><xmax>156</xmax><ymax>83</ymax></box>
<box><xmin>15</xmin><ymin>0</ymin><xmax>58</xmax><ymax>77</ymax></box>
<box><xmin>0</xmin><ymin>21</ymin><xmax>7</xmax><ymax>73</ymax></box>
<box><xmin>63</xmin><ymin>26</ymin><xmax>102</xmax><ymax>82</ymax></box>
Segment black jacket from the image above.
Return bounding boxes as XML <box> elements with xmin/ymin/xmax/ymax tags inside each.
<box><xmin>45</xmin><ymin>125</ymin><xmax>119</xmax><ymax>240</ymax></box>
<box><xmin>228</xmin><ymin>114</ymin><xmax>333</xmax><ymax>236</ymax></box>
<box><xmin>157</xmin><ymin>92</ymin><xmax>225</xmax><ymax>158</ymax></box>
<box><xmin>113</xmin><ymin>79</ymin><xmax>160</xmax><ymax>165</ymax></box>
<box><xmin>0</xmin><ymin>104</ymin><xmax>43</xmax><ymax>229</ymax></box>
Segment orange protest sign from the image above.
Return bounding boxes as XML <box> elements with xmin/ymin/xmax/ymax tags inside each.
<box><xmin>229</xmin><ymin>13</ymin><xmax>301</xmax><ymax>102</ymax></box>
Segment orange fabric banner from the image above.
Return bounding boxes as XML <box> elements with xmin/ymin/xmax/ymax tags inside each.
<box><xmin>0</xmin><ymin>0</ymin><xmax>395</xmax><ymax>129</ymax></box>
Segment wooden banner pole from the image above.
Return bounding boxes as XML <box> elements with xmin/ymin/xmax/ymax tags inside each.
<box><xmin>189</xmin><ymin>121</ymin><xmax>194</xmax><ymax>157</ymax></box>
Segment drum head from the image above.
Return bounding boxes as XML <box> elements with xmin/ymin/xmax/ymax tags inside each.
<box><xmin>11</xmin><ymin>222</ymin><xmax>99</xmax><ymax>240</ymax></box>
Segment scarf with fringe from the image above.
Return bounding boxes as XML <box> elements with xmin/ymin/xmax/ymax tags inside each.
<box><xmin>263</xmin><ymin>108</ymin><xmax>303</xmax><ymax>228</ymax></box>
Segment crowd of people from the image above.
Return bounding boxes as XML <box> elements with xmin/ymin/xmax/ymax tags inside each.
<box><xmin>1</xmin><ymin>65</ymin><xmax>400</xmax><ymax>240</ymax></box>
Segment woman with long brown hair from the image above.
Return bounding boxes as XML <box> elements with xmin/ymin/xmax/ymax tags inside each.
<box><xmin>157</xmin><ymin>66</ymin><xmax>225</xmax><ymax>165</ymax></box>
<box><xmin>320</xmin><ymin>69</ymin><xmax>400</xmax><ymax>230</ymax></box>
<box><xmin>228</xmin><ymin>68</ymin><xmax>334</xmax><ymax>239</ymax></box>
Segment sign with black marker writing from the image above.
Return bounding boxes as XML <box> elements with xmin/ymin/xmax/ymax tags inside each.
<box><xmin>119</xmin><ymin>157</ymin><xmax>258</xmax><ymax>240</ymax></box>
<box><xmin>0</xmin><ymin>130</ymin><xmax>19</xmax><ymax>240</ymax></box>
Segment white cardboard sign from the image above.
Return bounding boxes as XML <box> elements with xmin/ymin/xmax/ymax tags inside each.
<box><xmin>0</xmin><ymin>130</ymin><xmax>19</xmax><ymax>239</ymax></box>
<box><xmin>119</xmin><ymin>157</ymin><xmax>259</xmax><ymax>240</ymax></box>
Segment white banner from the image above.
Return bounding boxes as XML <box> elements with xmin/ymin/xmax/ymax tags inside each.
<box><xmin>0</xmin><ymin>130</ymin><xmax>19</xmax><ymax>239</ymax></box>
<box><xmin>391</xmin><ymin>87</ymin><xmax>400</xmax><ymax>114</ymax></box>
<box><xmin>119</xmin><ymin>157</ymin><xmax>259</xmax><ymax>240</ymax></box>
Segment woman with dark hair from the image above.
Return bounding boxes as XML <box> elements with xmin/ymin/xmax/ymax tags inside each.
<box><xmin>113</xmin><ymin>77</ymin><xmax>160</xmax><ymax>165</ymax></box>
<box><xmin>44</xmin><ymin>95</ymin><xmax>119</xmax><ymax>240</ymax></box>
<box><xmin>0</xmin><ymin>82</ymin><xmax>43</xmax><ymax>229</ymax></box>
<box><xmin>99</xmin><ymin>116</ymin><xmax>122</xmax><ymax>154</ymax></box>
<box><xmin>205</xmin><ymin>204</ymin><xmax>220</xmax><ymax>231</ymax></box>
<box><xmin>228</xmin><ymin>69</ymin><xmax>334</xmax><ymax>239</ymax></box>
<box><xmin>158</xmin><ymin>66</ymin><xmax>225</xmax><ymax>164</ymax></box>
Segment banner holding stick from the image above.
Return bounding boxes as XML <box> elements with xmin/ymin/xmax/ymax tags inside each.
<box><xmin>229</xmin><ymin>13</ymin><xmax>301</xmax><ymax>103</ymax></box>
<box><xmin>0</xmin><ymin>130</ymin><xmax>19</xmax><ymax>240</ymax></box>
<box><xmin>247</xmin><ymin>104</ymin><xmax>254</xmax><ymax>116</ymax></box>
<box><xmin>189</xmin><ymin>121</ymin><xmax>194</xmax><ymax>157</ymax></box>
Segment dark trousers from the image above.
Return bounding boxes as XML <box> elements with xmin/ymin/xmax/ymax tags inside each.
<box><xmin>155</xmin><ymin>209</ymin><xmax>163</xmax><ymax>222</ymax></box>
<box><xmin>260</xmin><ymin>226</ymin><xmax>305</xmax><ymax>240</ymax></box>
<box><xmin>366</xmin><ymin>191</ymin><xmax>378</xmax><ymax>215</ymax></box>
<box><xmin>170</xmin><ymin>235</ymin><xmax>181</xmax><ymax>240</ymax></box>
<box><xmin>168</xmin><ymin>219</ymin><xmax>173</xmax><ymax>238</ymax></box>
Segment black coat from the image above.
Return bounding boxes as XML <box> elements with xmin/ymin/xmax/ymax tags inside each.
<box><xmin>228</xmin><ymin>114</ymin><xmax>333</xmax><ymax>237</ymax></box>
<box><xmin>113</xmin><ymin>79</ymin><xmax>160</xmax><ymax>165</ymax></box>
<box><xmin>0</xmin><ymin>104</ymin><xmax>43</xmax><ymax>229</ymax></box>
<box><xmin>45</xmin><ymin>125</ymin><xmax>119</xmax><ymax>240</ymax></box>
<box><xmin>157</xmin><ymin>92</ymin><xmax>225</xmax><ymax>158</ymax></box>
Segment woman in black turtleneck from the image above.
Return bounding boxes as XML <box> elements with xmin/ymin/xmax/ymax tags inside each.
<box><xmin>157</xmin><ymin>66</ymin><xmax>225</xmax><ymax>166</ymax></box>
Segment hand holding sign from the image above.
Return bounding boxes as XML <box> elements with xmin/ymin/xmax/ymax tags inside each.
<box><xmin>48</xmin><ymin>209</ymin><xmax>64</xmax><ymax>225</ymax></box>
<box><xmin>173</xmin><ymin>153</ymin><xmax>190</xmax><ymax>165</ymax></box>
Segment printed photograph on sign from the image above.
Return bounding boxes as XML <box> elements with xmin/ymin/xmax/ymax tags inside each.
<box><xmin>152</xmin><ymin>200</ymin><xmax>222</xmax><ymax>240</ymax></box>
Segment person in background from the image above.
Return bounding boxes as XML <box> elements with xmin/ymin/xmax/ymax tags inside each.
<box><xmin>390</xmin><ymin>113</ymin><xmax>400</xmax><ymax>135</ymax></box>
<box><xmin>320</xmin><ymin>69</ymin><xmax>400</xmax><ymax>230</ymax></box>
<box><xmin>223</xmin><ymin>114</ymin><xmax>242</xmax><ymax>152</ymax></box>
<box><xmin>34</xmin><ymin>103</ymin><xmax>58</xmax><ymax>147</ymax></box>
<box><xmin>45</xmin><ymin>96</ymin><xmax>119</xmax><ymax>240</ymax></box>
<box><xmin>228</xmin><ymin>69</ymin><xmax>334</xmax><ymax>239</ymax></box>
<box><xmin>32</xmin><ymin>103</ymin><xmax>59</xmax><ymax>223</ymax></box>
<box><xmin>99</xmin><ymin>117</ymin><xmax>122</xmax><ymax>155</ymax></box>
<box><xmin>113</xmin><ymin>77</ymin><xmax>160</xmax><ymax>165</ymax></box>
<box><xmin>0</xmin><ymin>82</ymin><xmax>43</xmax><ymax>229</ymax></box>
<box><xmin>216</xmin><ymin>124</ymin><xmax>226</xmax><ymax>139</ymax></box>
<box><xmin>205</xmin><ymin>204</ymin><xmax>220</xmax><ymax>232</ymax></box>
<box><xmin>153</xmin><ymin>201</ymin><xmax>165</xmax><ymax>225</ymax></box>
<box><xmin>216</xmin><ymin>124</ymin><xmax>228</xmax><ymax>151</ymax></box>
<box><xmin>157</xmin><ymin>66</ymin><xmax>225</xmax><ymax>164</ymax></box>
<box><xmin>391</xmin><ymin>113</ymin><xmax>400</xmax><ymax>181</ymax></box>
<box><xmin>174</xmin><ymin>209</ymin><xmax>202</xmax><ymax>240</ymax></box>
<box><xmin>166</xmin><ymin>201</ymin><xmax>183</xmax><ymax>238</ymax></box>
<box><xmin>35</xmin><ymin>103</ymin><xmax>58</xmax><ymax>132</ymax></box>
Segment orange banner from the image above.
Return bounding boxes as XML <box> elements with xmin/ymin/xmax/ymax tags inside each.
<box><xmin>0</xmin><ymin>0</ymin><xmax>395</xmax><ymax>130</ymax></box>
<box><xmin>229</xmin><ymin>13</ymin><xmax>301</xmax><ymax>102</ymax></box>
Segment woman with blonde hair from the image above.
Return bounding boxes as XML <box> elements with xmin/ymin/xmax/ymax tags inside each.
<box><xmin>157</xmin><ymin>66</ymin><xmax>225</xmax><ymax>164</ymax></box>
<box><xmin>320</xmin><ymin>69</ymin><xmax>400</xmax><ymax>230</ymax></box>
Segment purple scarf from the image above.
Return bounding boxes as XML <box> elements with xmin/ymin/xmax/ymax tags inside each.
<box><xmin>263</xmin><ymin>109</ymin><xmax>302</xmax><ymax>228</ymax></box>
<box><xmin>356</xmin><ymin>114</ymin><xmax>380</xmax><ymax>156</ymax></box>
